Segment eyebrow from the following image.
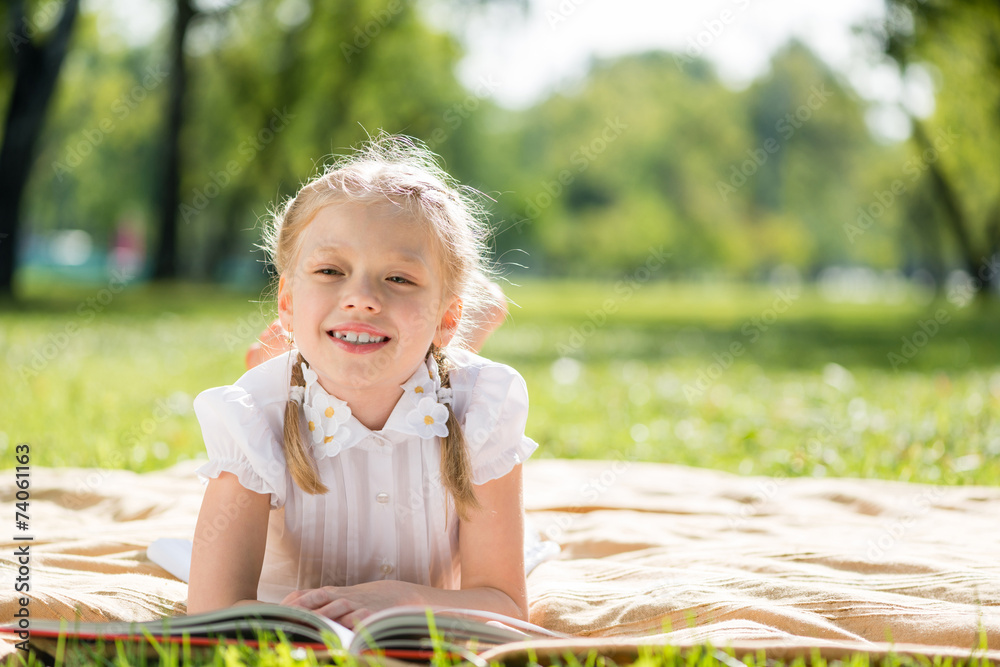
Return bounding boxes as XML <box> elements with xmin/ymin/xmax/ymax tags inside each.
<box><xmin>308</xmin><ymin>245</ymin><xmax>428</xmax><ymax>268</ymax></box>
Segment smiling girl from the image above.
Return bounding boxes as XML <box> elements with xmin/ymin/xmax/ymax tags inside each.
<box><xmin>186</xmin><ymin>135</ymin><xmax>537</xmax><ymax>628</ymax></box>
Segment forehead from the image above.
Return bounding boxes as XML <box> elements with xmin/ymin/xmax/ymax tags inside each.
<box><xmin>299</xmin><ymin>201</ymin><xmax>443</xmax><ymax>267</ymax></box>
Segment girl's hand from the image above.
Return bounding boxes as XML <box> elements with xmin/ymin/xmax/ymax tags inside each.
<box><xmin>280</xmin><ymin>580</ymin><xmax>419</xmax><ymax>628</ymax></box>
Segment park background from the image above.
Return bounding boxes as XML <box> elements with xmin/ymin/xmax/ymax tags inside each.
<box><xmin>1</xmin><ymin>0</ymin><xmax>999</xmax><ymax>489</ymax></box>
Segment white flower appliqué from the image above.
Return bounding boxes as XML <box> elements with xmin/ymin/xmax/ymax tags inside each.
<box><xmin>436</xmin><ymin>387</ymin><xmax>453</xmax><ymax>405</ymax></box>
<box><xmin>300</xmin><ymin>361</ymin><xmax>352</xmax><ymax>457</ymax></box>
<box><xmin>406</xmin><ymin>396</ymin><xmax>449</xmax><ymax>439</ymax></box>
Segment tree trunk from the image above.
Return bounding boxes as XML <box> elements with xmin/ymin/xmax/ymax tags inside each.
<box><xmin>205</xmin><ymin>186</ymin><xmax>248</xmax><ymax>281</ymax></box>
<box><xmin>909</xmin><ymin>120</ymin><xmax>999</xmax><ymax>300</ymax></box>
<box><xmin>0</xmin><ymin>0</ymin><xmax>80</xmax><ymax>300</ymax></box>
<box><xmin>978</xmin><ymin>204</ymin><xmax>1000</xmax><ymax>300</ymax></box>
<box><xmin>151</xmin><ymin>0</ymin><xmax>195</xmax><ymax>280</ymax></box>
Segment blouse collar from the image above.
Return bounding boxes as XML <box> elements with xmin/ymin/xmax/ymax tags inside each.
<box><xmin>297</xmin><ymin>355</ymin><xmax>452</xmax><ymax>460</ymax></box>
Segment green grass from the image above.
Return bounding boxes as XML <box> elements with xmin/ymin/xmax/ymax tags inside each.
<box><xmin>2</xmin><ymin>277</ymin><xmax>998</xmax><ymax>664</ymax></box>
<box><xmin>6</xmin><ymin>634</ymin><xmax>994</xmax><ymax>667</ymax></box>
<box><xmin>6</xmin><ymin>629</ymin><xmax>996</xmax><ymax>667</ymax></box>
<box><xmin>1</xmin><ymin>279</ymin><xmax>999</xmax><ymax>485</ymax></box>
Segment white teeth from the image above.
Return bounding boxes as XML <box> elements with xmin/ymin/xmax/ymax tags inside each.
<box><xmin>332</xmin><ymin>331</ymin><xmax>386</xmax><ymax>344</ymax></box>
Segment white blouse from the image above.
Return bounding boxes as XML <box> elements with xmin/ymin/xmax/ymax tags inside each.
<box><xmin>193</xmin><ymin>349</ymin><xmax>537</xmax><ymax>604</ymax></box>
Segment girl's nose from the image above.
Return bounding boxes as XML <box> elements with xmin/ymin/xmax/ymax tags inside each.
<box><xmin>341</xmin><ymin>276</ymin><xmax>382</xmax><ymax>313</ymax></box>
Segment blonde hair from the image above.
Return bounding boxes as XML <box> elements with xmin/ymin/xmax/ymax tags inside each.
<box><xmin>263</xmin><ymin>133</ymin><xmax>500</xmax><ymax>519</ymax></box>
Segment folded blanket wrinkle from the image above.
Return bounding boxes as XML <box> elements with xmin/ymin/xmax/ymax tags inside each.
<box><xmin>1</xmin><ymin>458</ymin><xmax>997</xmax><ymax>659</ymax></box>
<box><xmin>521</xmin><ymin>460</ymin><xmax>999</xmax><ymax>650</ymax></box>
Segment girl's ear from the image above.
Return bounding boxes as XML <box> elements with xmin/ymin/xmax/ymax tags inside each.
<box><xmin>277</xmin><ymin>274</ymin><xmax>293</xmax><ymax>332</ymax></box>
<box><xmin>434</xmin><ymin>297</ymin><xmax>463</xmax><ymax>348</ymax></box>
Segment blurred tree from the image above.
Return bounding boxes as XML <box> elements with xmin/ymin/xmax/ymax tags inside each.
<box><xmin>28</xmin><ymin>17</ymin><xmax>164</xmax><ymax>251</ymax></box>
<box><xmin>154</xmin><ymin>0</ymin><xmax>515</xmax><ymax>281</ymax></box>
<box><xmin>150</xmin><ymin>0</ymin><xmax>195</xmax><ymax>280</ymax></box>
<box><xmin>877</xmin><ymin>0</ymin><xmax>1000</xmax><ymax>297</ymax></box>
<box><xmin>740</xmin><ymin>41</ymin><xmax>883</xmax><ymax>273</ymax></box>
<box><xmin>490</xmin><ymin>46</ymin><xmax>881</xmax><ymax>277</ymax></box>
<box><xmin>9</xmin><ymin>2</ymin><xmax>934</xmax><ymax>287</ymax></box>
<box><xmin>0</xmin><ymin>0</ymin><xmax>80</xmax><ymax>299</ymax></box>
<box><xmin>492</xmin><ymin>53</ymin><xmax>751</xmax><ymax>275</ymax></box>
<box><xmin>11</xmin><ymin>0</ymin><xmax>513</xmax><ymax>285</ymax></box>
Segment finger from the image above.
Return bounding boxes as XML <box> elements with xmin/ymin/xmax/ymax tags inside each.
<box><xmin>334</xmin><ymin>606</ymin><xmax>370</xmax><ymax>630</ymax></box>
<box><xmin>346</xmin><ymin>608</ymin><xmax>372</xmax><ymax>627</ymax></box>
<box><xmin>316</xmin><ymin>598</ymin><xmax>357</xmax><ymax>623</ymax></box>
<box><xmin>284</xmin><ymin>587</ymin><xmax>336</xmax><ymax>609</ymax></box>
<box><xmin>280</xmin><ymin>589</ymin><xmax>305</xmax><ymax>605</ymax></box>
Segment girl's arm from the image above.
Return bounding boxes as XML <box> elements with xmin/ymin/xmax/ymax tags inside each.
<box><xmin>187</xmin><ymin>471</ymin><xmax>271</xmax><ymax>613</ymax></box>
<box><xmin>282</xmin><ymin>465</ymin><xmax>529</xmax><ymax>626</ymax></box>
<box><xmin>453</xmin><ymin>461</ymin><xmax>528</xmax><ymax>618</ymax></box>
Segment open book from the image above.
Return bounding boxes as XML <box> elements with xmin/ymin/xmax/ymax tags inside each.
<box><xmin>6</xmin><ymin>603</ymin><xmax>562</xmax><ymax>660</ymax></box>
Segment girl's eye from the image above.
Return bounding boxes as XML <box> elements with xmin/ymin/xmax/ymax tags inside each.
<box><xmin>387</xmin><ymin>276</ymin><xmax>412</xmax><ymax>285</ymax></box>
<box><xmin>316</xmin><ymin>268</ymin><xmax>341</xmax><ymax>276</ymax></box>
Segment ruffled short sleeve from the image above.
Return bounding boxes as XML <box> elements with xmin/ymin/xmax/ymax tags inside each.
<box><xmin>193</xmin><ymin>385</ymin><xmax>289</xmax><ymax>509</ymax></box>
<box><xmin>460</xmin><ymin>363</ymin><xmax>539</xmax><ymax>485</ymax></box>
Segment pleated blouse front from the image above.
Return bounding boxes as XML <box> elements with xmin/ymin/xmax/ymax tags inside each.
<box><xmin>193</xmin><ymin>349</ymin><xmax>537</xmax><ymax>604</ymax></box>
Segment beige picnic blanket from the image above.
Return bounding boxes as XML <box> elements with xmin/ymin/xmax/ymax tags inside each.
<box><xmin>1</xmin><ymin>459</ymin><xmax>998</xmax><ymax>660</ymax></box>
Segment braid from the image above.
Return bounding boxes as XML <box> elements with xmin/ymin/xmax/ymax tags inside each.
<box><xmin>283</xmin><ymin>353</ymin><xmax>328</xmax><ymax>494</ymax></box>
<box><xmin>432</xmin><ymin>345</ymin><xmax>480</xmax><ymax>520</ymax></box>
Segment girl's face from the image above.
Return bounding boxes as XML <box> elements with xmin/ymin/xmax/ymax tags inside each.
<box><xmin>278</xmin><ymin>202</ymin><xmax>460</xmax><ymax>405</ymax></box>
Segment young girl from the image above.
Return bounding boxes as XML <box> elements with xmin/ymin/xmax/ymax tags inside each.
<box><xmin>187</xmin><ymin>135</ymin><xmax>537</xmax><ymax>628</ymax></box>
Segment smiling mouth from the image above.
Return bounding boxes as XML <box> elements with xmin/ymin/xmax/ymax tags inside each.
<box><xmin>329</xmin><ymin>330</ymin><xmax>389</xmax><ymax>345</ymax></box>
